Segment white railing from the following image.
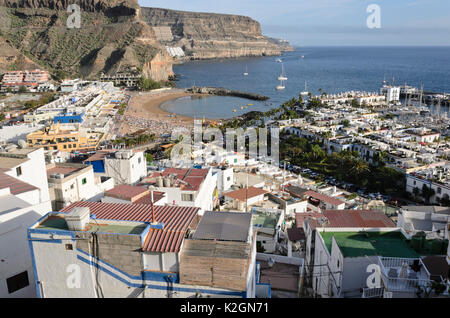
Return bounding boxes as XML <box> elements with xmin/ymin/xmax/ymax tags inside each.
<box><xmin>379</xmin><ymin>257</ymin><xmax>432</xmax><ymax>293</ymax></box>
<box><xmin>362</xmin><ymin>287</ymin><xmax>384</xmax><ymax>298</ymax></box>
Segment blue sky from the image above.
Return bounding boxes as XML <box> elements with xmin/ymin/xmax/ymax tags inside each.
<box><xmin>138</xmin><ymin>0</ymin><xmax>450</xmax><ymax>46</ymax></box>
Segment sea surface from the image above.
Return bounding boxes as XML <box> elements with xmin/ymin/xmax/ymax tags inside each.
<box><xmin>162</xmin><ymin>46</ymin><xmax>450</xmax><ymax>119</ymax></box>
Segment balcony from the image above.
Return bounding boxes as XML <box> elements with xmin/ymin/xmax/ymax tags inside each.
<box><xmin>378</xmin><ymin>257</ymin><xmax>432</xmax><ymax>293</ymax></box>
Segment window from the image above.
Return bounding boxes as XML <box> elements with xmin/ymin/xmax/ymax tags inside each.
<box><xmin>7</xmin><ymin>271</ymin><xmax>29</xmax><ymax>294</ymax></box>
<box><xmin>70</xmin><ymin>184</ymin><xmax>74</xmax><ymax>189</ymax></box>
<box><xmin>16</xmin><ymin>166</ymin><xmax>22</xmax><ymax>177</ymax></box>
<box><xmin>65</xmin><ymin>244</ymin><xmax>73</xmax><ymax>250</ymax></box>
<box><xmin>182</xmin><ymin>193</ymin><xmax>194</xmax><ymax>202</ymax></box>
<box><xmin>437</xmin><ymin>188</ymin><xmax>442</xmax><ymax>194</ymax></box>
<box><xmin>138</xmin><ymin>158</ymin><xmax>142</xmax><ymax>164</ymax></box>
<box><xmin>227</xmin><ymin>177</ymin><xmax>231</xmax><ymax>181</ymax></box>
<box><xmin>82</xmin><ymin>178</ymin><xmax>87</xmax><ymax>185</ymax></box>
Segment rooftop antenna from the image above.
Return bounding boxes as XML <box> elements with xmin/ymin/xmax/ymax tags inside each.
<box><xmin>149</xmin><ymin>185</ymin><xmax>156</xmax><ymax>224</ymax></box>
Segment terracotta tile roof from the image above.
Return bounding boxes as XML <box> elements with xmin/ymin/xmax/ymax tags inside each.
<box><xmin>104</xmin><ymin>185</ymin><xmax>148</xmax><ymax>202</ymax></box>
<box><xmin>304</xmin><ymin>190</ymin><xmax>345</xmax><ymax>207</ymax></box>
<box><xmin>323</xmin><ymin>210</ymin><xmax>396</xmax><ymax>228</ymax></box>
<box><xmin>224</xmin><ymin>186</ymin><xmax>268</xmax><ymax>202</ymax></box>
<box><xmin>147</xmin><ymin>168</ymin><xmax>210</xmax><ymax>191</ymax></box>
<box><xmin>61</xmin><ymin>201</ymin><xmax>199</xmax><ymax>253</ymax></box>
<box><xmin>83</xmin><ymin>151</ymin><xmax>114</xmax><ymax>162</ymax></box>
<box><xmin>46</xmin><ymin>166</ymin><xmax>85</xmax><ymax>178</ymax></box>
<box><xmin>133</xmin><ymin>192</ymin><xmax>166</xmax><ymax>205</ymax></box>
<box><xmin>0</xmin><ymin>171</ymin><xmax>39</xmax><ymax>195</ymax></box>
<box><xmin>295</xmin><ymin>212</ymin><xmax>324</xmax><ymax>230</ymax></box>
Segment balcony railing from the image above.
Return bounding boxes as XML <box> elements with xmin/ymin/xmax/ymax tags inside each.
<box><xmin>378</xmin><ymin>257</ymin><xmax>432</xmax><ymax>293</ymax></box>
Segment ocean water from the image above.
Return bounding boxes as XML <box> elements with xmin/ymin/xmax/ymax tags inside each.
<box><xmin>166</xmin><ymin>46</ymin><xmax>450</xmax><ymax>119</ymax></box>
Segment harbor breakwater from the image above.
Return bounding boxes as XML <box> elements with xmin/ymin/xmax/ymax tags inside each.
<box><xmin>186</xmin><ymin>86</ymin><xmax>270</xmax><ymax>101</ymax></box>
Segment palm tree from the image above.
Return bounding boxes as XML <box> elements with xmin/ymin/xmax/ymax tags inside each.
<box><xmin>349</xmin><ymin>159</ymin><xmax>370</xmax><ymax>178</ymax></box>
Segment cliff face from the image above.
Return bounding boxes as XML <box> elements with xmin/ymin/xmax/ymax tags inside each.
<box><xmin>0</xmin><ymin>2</ymin><xmax>292</xmax><ymax>80</ymax></box>
<box><xmin>0</xmin><ymin>0</ymin><xmax>173</xmax><ymax>80</ymax></box>
<box><xmin>139</xmin><ymin>7</ymin><xmax>293</xmax><ymax>59</ymax></box>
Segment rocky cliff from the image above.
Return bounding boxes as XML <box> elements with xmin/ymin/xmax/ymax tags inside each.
<box><xmin>140</xmin><ymin>7</ymin><xmax>293</xmax><ymax>59</ymax></box>
<box><xmin>0</xmin><ymin>2</ymin><xmax>292</xmax><ymax>80</ymax></box>
<box><xmin>0</xmin><ymin>0</ymin><xmax>173</xmax><ymax>80</ymax></box>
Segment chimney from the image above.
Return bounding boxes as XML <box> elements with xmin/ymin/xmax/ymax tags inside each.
<box><xmin>66</xmin><ymin>207</ymin><xmax>90</xmax><ymax>231</ymax></box>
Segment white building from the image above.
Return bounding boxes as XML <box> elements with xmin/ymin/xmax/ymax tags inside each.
<box><xmin>406</xmin><ymin>174</ymin><xmax>450</xmax><ymax>205</ymax></box>
<box><xmin>381</xmin><ymin>85</ymin><xmax>401</xmax><ymax>103</ymax></box>
<box><xmin>224</xmin><ymin>186</ymin><xmax>268</xmax><ymax>212</ymax></box>
<box><xmin>0</xmin><ymin>148</ymin><xmax>52</xmax><ymax>298</ymax></box>
<box><xmin>142</xmin><ymin>168</ymin><xmax>218</xmax><ymax>212</ymax></box>
<box><xmin>46</xmin><ymin>162</ymin><xmax>115</xmax><ymax>210</ymax></box>
<box><xmin>0</xmin><ymin>147</ymin><xmax>50</xmax><ymax>204</ymax></box>
<box><xmin>28</xmin><ymin>206</ymin><xmax>257</xmax><ymax>298</ymax></box>
<box><xmin>104</xmin><ymin>150</ymin><xmax>147</xmax><ymax>185</ymax></box>
<box><xmin>213</xmin><ymin>165</ymin><xmax>234</xmax><ymax>195</ymax></box>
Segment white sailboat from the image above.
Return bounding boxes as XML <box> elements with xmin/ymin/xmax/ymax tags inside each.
<box><xmin>276</xmin><ymin>58</ymin><xmax>282</xmax><ymax>63</ymax></box>
<box><xmin>300</xmin><ymin>81</ymin><xmax>309</xmax><ymax>96</ymax></box>
<box><xmin>276</xmin><ymin>79</ymin><xmax>285</xmax><ymax>90</ymax></box>
<box><xmin>278</xmin><ymin>63</ymin><xmax>288</xmax><ymax>81</ymax></box>
<box><xmin>244</xmin><ymin>65</ymin><xmax>248</xmax><ymax>76</ymax></box>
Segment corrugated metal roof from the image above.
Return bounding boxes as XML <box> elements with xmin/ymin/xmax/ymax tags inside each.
<box><xmin>192</xmin><ymin>211</ymin><xmax>252</xmax><ymax>242</ymax></box>
<box><xmin>61</xmin><ymin>202</ymin><xmax>199</xmax><ymax>253</ymax></box>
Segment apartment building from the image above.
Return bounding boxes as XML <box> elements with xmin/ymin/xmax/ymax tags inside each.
<box><xmin>28</xmin><ymin>204</ymin><xmax>257</xmax><ymax>298</ymax></box>
<box><xmin>46</xmin><ymin>163</ymin><xmax>114</xmax><ymax>210</ymax></box>
<box><xmin>142</xmin><ymin>168</ymin><xmax>218</xmax><ymax>212</ymax></box>
<box><xmin>26</xmin><ymin>124</ymin><xmax>104</xmax><ymax>152</ymax></box>
<box><xmin>0</xmin><ymin>147</ymin><xmax>52</xmax><ymax>298</ymax></box>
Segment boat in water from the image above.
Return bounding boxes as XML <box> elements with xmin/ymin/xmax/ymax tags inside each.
<box><xmin>278</xmin><ymin>63</ymin><xmax>288</xmax><ymax>81</ymax></box>
<box><xmin>276</xmin><ymin>79</ymin><xmax>286</xmax><ymax>90</ymax></box>
<box><xmin>243</xmin><ymin>65</ymin><xmax>248</xmax><ymax>76</ymax></box>
<box><xmin>300</xmin><ymin>81</ymin><xmax>309</xmax><ymax>96</ymax></box>
<box><xmin>276</xmin><ymin>58</ymin><xmax>282</xmax><ymax>63</ymax></box>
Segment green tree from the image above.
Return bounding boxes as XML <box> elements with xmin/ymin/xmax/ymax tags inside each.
<box><xmin>422</xmin><ymin>185</ymin><xmax>436</xmax><ymax>203</ymax></box>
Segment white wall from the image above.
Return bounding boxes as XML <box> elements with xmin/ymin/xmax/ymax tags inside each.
<box><xmin>0</xmin><ymin>200</ymin><xmax>51</xmax><ymax>298</ymax></box>
<box><xmin>4</xmin><ymin>148</ymin><xmax>50</xmax><ymax>203</ymax></box>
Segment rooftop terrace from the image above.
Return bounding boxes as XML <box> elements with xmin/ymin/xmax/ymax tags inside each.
<box><xmin>38</xmin><ymin>215</ymin><xmax>147</xmax><ymax>235</ymax></box>
<box><xmin>320</xmin><ymin>231</ymin><xmax>419</xmax><ymax>258</ymax></box>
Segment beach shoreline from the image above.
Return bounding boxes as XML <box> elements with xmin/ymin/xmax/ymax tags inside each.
<box><xmin>119</xmin><ymin>89</ymin><xmax>218</xmax><ymax>136</ymax></box>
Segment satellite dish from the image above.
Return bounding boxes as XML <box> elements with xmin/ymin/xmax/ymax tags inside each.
<box><xmin>17</xmin><ymin>139</ymin><xmax>27</xmax><ymax>149</ymax></box>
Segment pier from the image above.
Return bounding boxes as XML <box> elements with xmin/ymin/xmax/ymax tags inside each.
<box><xmin>186</xmin><ymin>86</ymin><xmax>270</xmax><ymax>101</ymax></box>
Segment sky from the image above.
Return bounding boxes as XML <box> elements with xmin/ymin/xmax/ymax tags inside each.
<box><xmin>138</xmin><ymin>0</ymin><xmax>450</xmax><ymax>46</ymax></box>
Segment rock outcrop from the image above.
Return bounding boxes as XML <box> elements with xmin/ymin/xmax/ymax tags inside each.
<box><xmin>0</xmin><ymin>2</ymin><xmax>292</xmax><ymax>80</ymax></box>
<box><xmin>140</xmin><ymin>7</ymin><xmax>293</xmax><ymax>60</ymax></box>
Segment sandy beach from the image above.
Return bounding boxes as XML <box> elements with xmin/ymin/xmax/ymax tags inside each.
<box><xmin>119</xmin><ymin>89</ymin><xmax>196</xmax><ymax>135</ymax></box>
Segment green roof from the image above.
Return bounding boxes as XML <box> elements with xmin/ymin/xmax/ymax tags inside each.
<box><xmin>320</xmin><ymin>231</ymin><xmax>419</xmax><ymax>258</ymax></box>
<box><xmin>38</xmin><ymin>216</ymin><xmax>147</xmax><ymax>235</ymax></box>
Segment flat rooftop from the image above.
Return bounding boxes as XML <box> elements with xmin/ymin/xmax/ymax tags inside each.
<box><xmin>252</xmin><ymin>211</ymin><xmax>278</xmax><ymax>229</ymax></box>
<box><xmin>320</xmin><ymin>231</ymin><xmax>419</xmax><ymax>258</ymax></box>
<box><xmin>37</xmin><ymin>215</ymin><xmax>147</xmax><ymax>235</ymax></box>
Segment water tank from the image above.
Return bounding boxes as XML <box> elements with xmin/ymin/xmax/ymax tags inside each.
<box><xmin>66</xmin><ymin>207</ymin><xmax>90</xmax><ymax>231</ymax></box>
<box><xmin>156</xmin><ymin>176</ymin><xmax>164</xmax><ymax>187</ymax></box>
<box><xmin>163</xmin><ymin>177</ymin><xmax>171</xmax><ymax>187</ymax></box>
<box><xmin>115</xmin><ymin>152</ymin><xmax>123</xmax><ymax>159</ymax></box>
